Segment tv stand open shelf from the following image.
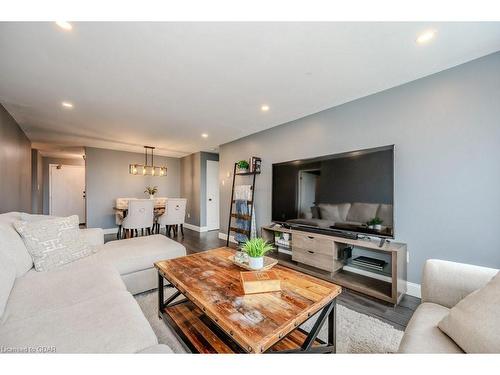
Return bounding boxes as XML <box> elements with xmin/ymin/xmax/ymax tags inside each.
<box><xmin>261</xmin><ymin>225</ymin><xmax>407</xmax><ymax>305</ymax></box>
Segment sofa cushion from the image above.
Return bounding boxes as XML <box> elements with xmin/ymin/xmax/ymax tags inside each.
<box><xmin>376</xmin><ymin>204</ymin><xmax>393</xmax><ymax>227</ymax></box>
<box><xmin>0</xmin><ymin>291</ymin><xmax>158</xmax><ymax>353</ymax></box>
<box><xmin>94</xmin><ymin>234</ymin><xmax>186</xmax><ymax>275</ymax></box>
<box><xmin>14</xmin><ymin>215</ymin><xmax>93</xmax><ymax>272</ymax></box>
<box><xmin>2</xmin><ymin>261</ymin><xmax>126</xmax><ymax>324</ymax></box>
<box><xmin>0</xmin><ymin>248</ymin><xmax>16</xmax><ymax>318</ymax></box>
<box><xmin>318</xmin><ymin>203</ymin><xmax>351</xmax><ymax>222</ymax></box>
<box><xmin>346</xmin><ymin>203</ymin><xmax>379</xmax><ymax>224</ymax></box>
<box><xmin>438</xmin><ymin>272</ymin><xmax>500</xmax><ymax>353</ymax></box>
<box><xmin>138</xmin><ymin>344</ymin><xmax>173</xmax><ymax>353</ymax></box>
<box><xmin>19</xmin><ymin>213</ymin><xmax>59</xmax><ymax>222</ymax></box>
<box><xmin>0</xmin><ymin>213</ymin><xmax>33</xmax><ymax>276</ymax></box>
<box><xmin>398</xmin><ymin>302</ymin><xmax>463</xmax><ymax>353</ymax></box>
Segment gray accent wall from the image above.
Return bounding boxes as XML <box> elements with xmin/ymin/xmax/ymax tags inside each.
<box><xmin>42</xmin><ymin>157</ymin><xmax>85</xmax><ymax>215</ymax></box>
<box><xmin>219</xmin><ymin>51</ymin><xmax>500</xmax><ymax>283</ymax></box>
<box><xmin>180</xmin><ymin>151</ymin><xmax>219</xmax><ymax>228</ymax></box>
<box><xmin>85</xmin><ymin>147</ymin><xmax>181</xmax><ymax>229</ymax></box>
<box><xmin>0</xmin><ymin>104</ymin><xmax>31</xmax><ymax>213</ymax></box>
<box><xmin>180</xmin><ymin>152</ymin><xmax>201</xmax><ymax>226</ymax></box>
<box><xmin>31</xmin><ymin>149</ymin><xmax>43</xmax><ymax>214</ymax></box>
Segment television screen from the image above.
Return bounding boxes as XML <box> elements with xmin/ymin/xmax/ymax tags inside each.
<box><xmin>272</xmin><ymin>145</ymin><xmax>394</xmax><ymax>238</ymax></box>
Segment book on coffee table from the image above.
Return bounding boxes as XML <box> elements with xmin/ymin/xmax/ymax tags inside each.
<box><xmin>240</xmin><ymin>270</ymin><xmax>281</xmax><ymax>294</ymax></box>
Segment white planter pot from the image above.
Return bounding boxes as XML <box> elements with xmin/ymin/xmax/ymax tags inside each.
<box><xmin>374</xmin><ymin>224</ymin><xmax>382</xmax><ymax>230</ymax></box>
<box><xmin>248</xmin><ymin>256</ymin><xmax>264</xmax><ymax>270</ymax></box>
<box><xmin>149</xmin><ymin>195</ymin><xmax>154</xmax><ymax>200</ymax></box>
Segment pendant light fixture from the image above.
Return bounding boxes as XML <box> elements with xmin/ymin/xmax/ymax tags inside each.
<box><xmin>129</xmin><ymin>146</ymin><xmax>167</xmax><ymax>177</ymax></box>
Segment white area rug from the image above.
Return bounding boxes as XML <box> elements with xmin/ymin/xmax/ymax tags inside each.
<box><xmin>135</xmin><ymin>289</ymin><xmax>403</xmax><ymax>353</ymax></box>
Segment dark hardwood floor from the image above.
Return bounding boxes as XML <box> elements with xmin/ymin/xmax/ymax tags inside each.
<box><xmin>105</xmin><ymin>227</ymin><xmax>419</xmax><ymax>330</ymax></box>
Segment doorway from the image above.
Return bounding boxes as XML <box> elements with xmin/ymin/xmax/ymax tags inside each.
<box><xmin>49</xmin><ymin>164</ymin><xmax>86</xmax><ymax>224</ymax></box>
<box><xmin>298</xmin><ymin>169</ymin><xmax>320</xmax><ymax>218</ymax></box>
<box><xmin>206</xmin><ymin>160</ymin><xmax>220</xmax><ymax>231</ymax></box>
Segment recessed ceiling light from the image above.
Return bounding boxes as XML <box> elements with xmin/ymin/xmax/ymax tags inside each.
<box><xmin>416</xmin><ymin>30</ymin><xmax>436</xmax><ymax>44</ymax></box>
<box><xmin>61</xmin><ymin>101</ymin><xmax>73</xmax><ymax>108</ymax></box>
<box><xmin>201</xmin><ymin>133</ymin><xmax>208</xmax><ymax>138</ymax></box>
<box><xmin>261</xmin><ymin>105</ymin><xmax>270</xmax><ymax>112</ymax></box>
<box><xmin>55</xmin><ymin>21</ymin><xmax>72</xmax><ymax>31</ymax></box>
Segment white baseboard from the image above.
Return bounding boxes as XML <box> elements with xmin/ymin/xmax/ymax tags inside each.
<box><xmin>407</xmin><ymin>282</ymin><xmax>421</xmax><ymax>298</ymax></box>
<box><xmin>102</xmin><ymin>227</ymin><xmax>118</xmax><ymax>235</ymax></box>
<box><xmin>218</xmin><ymin>232</ymin><xmax>237</xmax><ymax>244</ymax></box>
<box><xmin>183</xmin><ymin>223</ymin><xmax>208</xmax><ymax>232</ymax></box>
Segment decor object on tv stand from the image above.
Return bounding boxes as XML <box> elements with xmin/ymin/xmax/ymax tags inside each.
<box><xmin>367</xmin><ymin>217</ymin><xmax>383</xmax><ymax>231</ymax></box>
<box><xmin>242</xmin><ymin>238</ymin><xmax>274</xmax><ymax>270</ymax></box>
<box><xmin>144</xmin><ymin>185</ymin><xmax>158</xmax><ymax>199</ymax></box>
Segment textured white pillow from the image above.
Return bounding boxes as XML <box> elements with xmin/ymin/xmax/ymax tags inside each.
<box><xmin>13</xmin><ymin>215</ymin><xmax>93</xmax><ymax>272</ymax></box>
<box><xmin>438</xmin><ymin>272</ymin><xmax>500</xmax><ymax>353</ymax></box>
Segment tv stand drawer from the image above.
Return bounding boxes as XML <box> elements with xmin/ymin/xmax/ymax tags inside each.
<box><xmin>292</xmin><ymin>233</ymin><xmax>336</xmax><ymax>257</ymax></box>
<box><xmin>292</xmin><ymin>247</ymin><xmax>339</xmax><ymax>272</ymax></box>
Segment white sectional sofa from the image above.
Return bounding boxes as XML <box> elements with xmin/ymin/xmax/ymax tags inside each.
<box><xmin>0</xmin><ymin>212</ymin><xmax>186</xmax><ymax>353</ymax></box>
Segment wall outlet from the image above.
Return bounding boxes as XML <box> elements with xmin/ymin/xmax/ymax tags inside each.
<box><xmin>187</xmin><ymin>213</ymin><xmax>191</xmax><ymax>218</ymax></box>
<box><xmin>407</xmin><ymin>252</ymin><xmax>410</xmax><ymax>263</ymax></box>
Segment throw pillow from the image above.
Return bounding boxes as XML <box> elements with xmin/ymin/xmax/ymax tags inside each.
<box><xmin>438</xmin><ymin>272</ymin><xmax>500</xmax><ymax>353</ymax></box>
<box><xmin>13</xmin><ymin>215</ymin><xmax>93</xmax><ymax>272</ymax></box>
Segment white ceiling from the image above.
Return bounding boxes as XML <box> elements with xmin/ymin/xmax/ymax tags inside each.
<box><xmin>1</xmin><ymin>22</ymin><xmax>500</xmax><ymax>158</ymax></box>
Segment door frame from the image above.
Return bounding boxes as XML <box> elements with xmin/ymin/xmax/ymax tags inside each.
<box><xmin>205</xmin><ymin>159</ymin><xmax>220</xmax><ymax>231</ymax></box>
<box><xmin>49</xmin><ymin>164</ymin><xmax>86</xmax><ymax>223</ymax></box>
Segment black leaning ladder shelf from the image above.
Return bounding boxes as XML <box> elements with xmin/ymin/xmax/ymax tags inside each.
<box><xmin>226</xmin><ymin>162</ymin><xmax>260</xmax><ymax>247</ymax></box>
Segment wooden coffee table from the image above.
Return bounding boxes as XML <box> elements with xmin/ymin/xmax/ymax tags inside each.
<box><xmin>154</xmin><ymin>247</ymin><xmax>342</xmax><ymax>353</ymax></box>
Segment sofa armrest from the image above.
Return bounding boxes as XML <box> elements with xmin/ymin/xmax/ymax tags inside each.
<box><xmin>80</xmin><ymin>228</ymin><xmax>105</xmax><ymax>247</ymax></box>
<box><xmin>421</xmin><ymin>259</ymin><xmax>498</xmax><ymax>308</ymax></box>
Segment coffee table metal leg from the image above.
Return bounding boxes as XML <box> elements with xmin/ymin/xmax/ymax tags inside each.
<box><xmin>301</xmin><ymin>300</ymin><xmax>335</xmax><ymax>351</ymax></box>
<box><xmin>158</xmin><ymin>272</ymin><xmax>164</xmax><ymax>319</ymax></box>
<box><xmin>328</xmin><ymin>300</ymin><xmax>336</xmax><ymax>353</ymax></box>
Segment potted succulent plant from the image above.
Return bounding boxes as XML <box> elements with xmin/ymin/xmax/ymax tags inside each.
<box><xmin>367</xmin><ymin>217</ymin><xmax>383</xmax><ymax>231</ymax></box>
<box><xmin>242</xmin><ymin>238</ymin><xmax>274</xmax><ymax>270</ymax></box>
<box><xmin>144</xmin><ymin>186</ymin><xmax>158</xmax><ymax>199</ymax></box>
<box><xmin>236</xmin><ymin>160</ymin><xmax>250</xmax><ymax>174</ymax></box>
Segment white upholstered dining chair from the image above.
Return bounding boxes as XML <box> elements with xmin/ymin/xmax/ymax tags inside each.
<box><xmin>115</xmin><ymin>197</ymin><xmax>137</xmax><ymax>239</ymax></box>
<box><xmin>122</xmin><ymin>199</ymin><xmax>154</xmax><ymax>238</ymax></box>
<box><xmin>158</xmin><ymin>198</ymin><xmax>187</xmax><ymax>237</ymax></box>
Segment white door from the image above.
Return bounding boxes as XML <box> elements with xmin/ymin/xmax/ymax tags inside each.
<box><xmin>206</xmin><ymin>160</ymin><xmax>220</xmax><ymax>231</ymax></box>
<box><xmin>49</xmin><ymin>164</ymin><xmax>86</xmax><ymax>224</ymax></box>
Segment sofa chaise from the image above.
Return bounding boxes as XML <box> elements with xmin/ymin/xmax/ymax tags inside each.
<box><xmin>0</xmin><ymin>212</ymin><xmax>186</xmax><ymax>353</ymax></box>
<box><xmin>398</xmin><ymin>259</ymin><xmax>498</xmax><ymax>353</ymax></box>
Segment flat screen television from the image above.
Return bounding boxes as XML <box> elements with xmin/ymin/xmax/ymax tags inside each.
<box><xmin>272</xmin><ymin>145</ymin><xmax>394</xmax><ymax>238</ymax></box>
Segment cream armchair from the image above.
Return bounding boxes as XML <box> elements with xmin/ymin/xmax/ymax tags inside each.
<box><xmin>398</xmin><ymin>259</ymin><xmax>498</xmax><ymax>353</ymax></box>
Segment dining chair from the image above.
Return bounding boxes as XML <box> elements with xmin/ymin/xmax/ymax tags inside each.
<box><xmin>122</xmin><ymin>199</ymin><xmax>154</xmax><ymax>238</ymax></box>
<box><xmin>153</xmin><ymin>197</ymin><xmax>168</xmax><ymax>234</ymax></box>
<box><xmin>115</xmin><ymin>197</ymin><xmax>137</xmax><ymax>239</ymax></box>
<box><xmin>158</xmin><ymin>198</ymin><xmax>187</xmax><ymax>237</ymax></box>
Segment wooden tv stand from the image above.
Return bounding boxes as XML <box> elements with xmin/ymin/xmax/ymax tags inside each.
<box><xmin>261</xmin><ymin>225</ymin><xmax>407</xmax><ymax>305</ymax></box>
